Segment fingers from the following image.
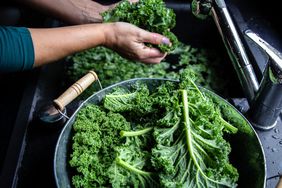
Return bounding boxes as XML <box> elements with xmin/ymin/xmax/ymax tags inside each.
<box><xmin>109</xmin><ymin>22</ymin><xmax>168</xmax><ymax>63</ymax></box>
<box><xmin>140</xmin><ymin>56</ymin><xmax>165</xmax><ymax>64</ymax></box>
<box><xmin>133</xmin><ymin>28</ymin><xmax>170</xmax><ymax>63</ymax></box>
<box><xmin>139</xmin><ymin>46</ymin><xmax>164</xmax><ymax>57</ymax></box>
<box><xmin>136</xmin><ymin>47</ymin><xmax>166</xmax><ymax>63</ymax></box>
<box><xmin>144</xmin><ymin>47</ymin><xmax>165</xmax><ymax>57</ymax></box>
<box><xmin>140</xmin><ymin>31</ymin><xmax>171</xmax><ymax>46</ymax></box>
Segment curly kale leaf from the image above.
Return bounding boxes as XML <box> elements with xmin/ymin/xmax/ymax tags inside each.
<box><xmin>152</xmin><ymin>77</ymin><xmax>238</xmax><ymax>188</ymax></box>
<box><xmin>69</xmin><ymin>105</ymin><xmax>131</xmax><ymax>187</ymax></box>
<box><xmin>102</xmin><ymin>0</ymin><xmax>178</xmax><ymax>52</ymax></box>
<box><xmin>70</xmin><ymin>104</ymin><xmax>157</xmax><ymax>188</ymax></box>
<box><xmin>108</xmin><ymin>134</ymin><xmax>158</xmax><ymax>187</ymax></box>
<box><xmin>103</xmin><ymin>83</ymin><xmax>154</xmax><ymax>114</ymax></box>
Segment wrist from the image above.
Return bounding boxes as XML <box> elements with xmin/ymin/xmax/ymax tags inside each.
<box><xmin>102</xmin><ymin>23</ymin><xmax>116</xmax><ymax>48</ymax></box>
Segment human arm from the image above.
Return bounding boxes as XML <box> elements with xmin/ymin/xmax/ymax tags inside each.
<box><xmin>0</xmin><ymin>23</ymin><xmax>168</xmax><ymax>72</ymax></box>
<box><xmin>30</xmin><ymin>22</ymin><xmax>169</xmax><ymax>67</ymax></box>
<box><xmin>19</xmin><ymin>0</ymin><xmax>137</xmax><ymax>24</ymax></box>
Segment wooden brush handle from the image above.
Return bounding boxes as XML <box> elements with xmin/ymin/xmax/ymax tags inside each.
<box><xmin>53</xmin><ymin>71</ymin><xmax>98</xmax><ymax>111</ymax></box>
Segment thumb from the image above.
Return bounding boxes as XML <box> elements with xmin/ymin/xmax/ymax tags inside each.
<box><xmin>140</xmin><ymin>31</ymin><xmax>171</xmax><ymax>46</ymax></box>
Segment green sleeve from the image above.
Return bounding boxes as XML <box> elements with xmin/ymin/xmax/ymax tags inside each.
<box><xmin>0</xmin><ymin>26</ymin><xmax>35</xmax><ymax>72</ymax></box>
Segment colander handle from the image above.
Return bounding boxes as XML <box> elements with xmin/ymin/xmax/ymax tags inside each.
<box><xmin>277</xmin><ymin>177</ymin><xmax>282</xmax><ymax>188</ymax></box>
<box><xmin>53</xmin><ymin>71</ymin><xmax>98</xmax><ymax>111</ymax></box>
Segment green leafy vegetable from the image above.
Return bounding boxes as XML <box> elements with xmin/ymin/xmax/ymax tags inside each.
<box><xmin>67</xmin><ymin>43</ymin><xmax>227</xmax><ymax>99</ymax></box>
<box><xmin>70</xmin><ymin>71</ymin><xmax>239</xmax><ymax>187</ymax></box>
<box><xmin>152</xmin><ymin>80</ymin><xmax>238</xmax><ymax>187</ymax></box>
<box><xmin>69</xmin><ymin>105</ymin><xmax>131</xmax><ymax>187</ymax></box>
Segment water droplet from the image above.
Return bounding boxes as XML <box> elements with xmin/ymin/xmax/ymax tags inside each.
<box><xmin>279</xmin><ymin>140</ymin><xmax>282</xmax><ymax>145</ymax></box>
<box><xmin>272</xmin><ymin>135</ymin><xmax>280</xmax><ymax>139</ymax></box>
<box><xmin>274</xmin><ymin>128</ymin><xmax>280</xmax><ymax>134</ymax></box>
<box><xmin>271</xmin><ymin>148</ymin><xmax>278</xmax><ymax>152</ymax></box>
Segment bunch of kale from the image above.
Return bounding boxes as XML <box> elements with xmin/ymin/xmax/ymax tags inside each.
<box><xmin>69</xmin><ymin>70</ymin><xmax>239</xmax><ymax>188</ymax></box>
<box><xmin>102</xmin><ymin>0</ymin><xmax>178</xmax><ymax>52</ymax></box>
<box><xmin>68</xmin><ymin>44</ymin><xmax>226</xmax><ymax>99</ymax></box>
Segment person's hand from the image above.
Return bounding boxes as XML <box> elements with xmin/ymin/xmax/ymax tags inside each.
<box><xmin>103</xmin><ymin>22</ymin><xmax>170</xmax><ymax>64</ymax></box>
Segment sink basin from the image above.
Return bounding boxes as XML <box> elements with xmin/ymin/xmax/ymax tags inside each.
<box><xmin>0</xmin><ymin>0</ymin><xmax>281</xmax><ymax>187</ymax></box>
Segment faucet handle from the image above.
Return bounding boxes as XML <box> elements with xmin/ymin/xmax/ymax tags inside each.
<box><xmin>245</xmin><ymin>29</ymin><xmax>282</xmax><ymax>81</ymax></box>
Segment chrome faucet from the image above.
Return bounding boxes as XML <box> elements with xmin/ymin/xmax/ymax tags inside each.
<box><xmin>245</xmin><ymin>31</ymin><xmax>282</xmax><ymax>130</ymax></box>
<box><xmin>192</xmin><ymin>0</ymin><xmax>282</xmax><ymax>130</ymax></box>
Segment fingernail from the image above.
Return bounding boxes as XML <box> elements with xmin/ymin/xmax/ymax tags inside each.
<box><xmin>162</xmin><ymin>37</ymin><xmax>170</xmax><ymax>45</ymax></box>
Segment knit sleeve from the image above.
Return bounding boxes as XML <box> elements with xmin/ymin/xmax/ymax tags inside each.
<box><xmin>0</xmin><ymin>26</ymin><xmax>35</xmax><ymax>72</ymax></box>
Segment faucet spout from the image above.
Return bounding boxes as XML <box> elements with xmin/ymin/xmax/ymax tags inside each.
<box><xmin>192</xmin><ymin>0</ymin><xmax>259</xmax><ymax>101</ymax></box>
<box><xmin>245</xmin><ymin>30</ymin><xmax>282</xmax><ymax>78</ymax></box>
<box><xmin>211</xmin><ymin>0</ymin><xmax>260</xmax><ymax>101</ymax></box>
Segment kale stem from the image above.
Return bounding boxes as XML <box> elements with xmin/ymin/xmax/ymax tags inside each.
<box><xmin>188</xmin><ymin>102</ymin><xmax>197</xmax><ymax>109</ymax></box>
<box><xmin>181</xmin><ymin>89</ymin><xmax>223</xmax><ymax>185</ymax></box>
<box><xmin>219</xmin><ymin>116</ymin><xmax>238</xmax><ymax>133</ymax></box>
<box><xmin>120</xmin><ymin>127</ymin><xmax>153</xmax><ymax>137</ymax></box>
<box><xmin>181</xmin><ymin>90</ymin><xmax>196</xmax><ymax>167</ymax></box>
<box><xmin>116</xmin><ymin>158</ymin><xmax>152</xmax><ymax>176</ymax></box>
<box><xmin>189</xmin><ymin>79</ymin><xmax>205</xmax><ymax>99</ymax></box>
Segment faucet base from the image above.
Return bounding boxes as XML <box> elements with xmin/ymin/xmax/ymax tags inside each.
<box><xmin>251</xmin><ymin>119</ymin><xmax>278</xmax><ymax>131</ymax></box>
